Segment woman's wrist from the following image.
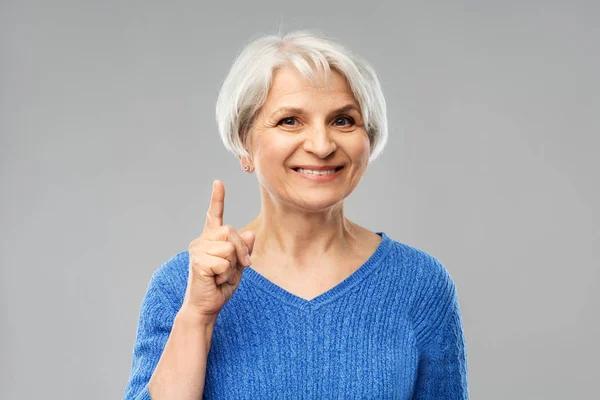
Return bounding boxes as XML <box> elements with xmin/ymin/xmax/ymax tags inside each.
<box><xmin>176</xmin><ymin>304</ymin><xmax>218</xmax><ymax>330</ymax></box>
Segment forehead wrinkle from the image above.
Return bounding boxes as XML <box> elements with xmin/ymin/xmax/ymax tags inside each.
<box><xmin>262</xmin><ymin>68</ymin><xmax>360</xmax><ymax>121</ymax></box>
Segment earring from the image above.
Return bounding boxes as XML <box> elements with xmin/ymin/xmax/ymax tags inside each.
<box><xmin>244</xmin><ymin>165</ymin><xmax>250</xmax><ymax>171</ymax></box>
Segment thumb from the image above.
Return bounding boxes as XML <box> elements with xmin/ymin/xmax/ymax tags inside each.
<box><xmin>240</xmin><ymin>231</ymin><xmax>256</xmax><ymax>257</ymax></box>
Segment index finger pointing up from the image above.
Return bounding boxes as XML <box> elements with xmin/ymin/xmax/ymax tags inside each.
<box><xmin>204</xmin><ymin>179</ymin><xmax>225</xmax><ymax>233</ymax></box>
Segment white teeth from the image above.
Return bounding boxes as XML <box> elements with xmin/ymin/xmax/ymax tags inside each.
<box><xmin>296</xmin><ymin>168</ymin><xmax>337</xmax><ymax>175</ymax></box>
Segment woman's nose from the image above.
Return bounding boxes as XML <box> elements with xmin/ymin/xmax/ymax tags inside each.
<box><xmin>302</xmin><ymin>126</ymin><xmax>337</xmax><ymax>158</ymax></box>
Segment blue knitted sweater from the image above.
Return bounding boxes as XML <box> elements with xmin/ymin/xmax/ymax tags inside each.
<box><xmin>123</xmin><ymin>232</ymin><xmax>469</xmax><ymax>399</ymax></box>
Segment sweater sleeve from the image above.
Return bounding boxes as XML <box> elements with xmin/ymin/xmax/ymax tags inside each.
<box><xmin>122</xmin><ymin>271</ymin><xmax>178</xmax><ymax>400</ymax></box>
<box><xmin>412</xmin><ymin>281</ymin><xmax>469</xmax><ymax>399</ymax></box>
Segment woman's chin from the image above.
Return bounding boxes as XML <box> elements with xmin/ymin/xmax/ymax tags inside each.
<box><xmin>288</xmin><ymin>195</ymin><xmax>344</xmax><ymax>212</ymax></box>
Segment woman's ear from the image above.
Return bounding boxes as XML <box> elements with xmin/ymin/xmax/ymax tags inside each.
<box><xmin>238</xmin><ymin>155</ymin><xmax>253</xmax><ymax>173</ymax></box>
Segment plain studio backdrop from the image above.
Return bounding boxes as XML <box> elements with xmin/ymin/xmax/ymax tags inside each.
<box><xmin>1</xmin><ymin>1</ymin><xmax>598</xmax><ymax>399</ymax></box>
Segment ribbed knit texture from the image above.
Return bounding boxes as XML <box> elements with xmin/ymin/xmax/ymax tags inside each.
<box><xmin>123</xmin><ymin>232</ymin><xmax>469</xmax><ymax>399</ymax></box>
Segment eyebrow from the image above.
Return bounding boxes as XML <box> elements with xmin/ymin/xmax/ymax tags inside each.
<box><xmin>269</xmin><ymin>104</ymin><xmax>361</xmax><ymax>118</ymax></box>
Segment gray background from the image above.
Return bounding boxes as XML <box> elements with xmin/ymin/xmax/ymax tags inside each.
<box><xmin>1</xmin><ymin>1</ymin><xmax>598</xmax><ymax>399</ymax></box>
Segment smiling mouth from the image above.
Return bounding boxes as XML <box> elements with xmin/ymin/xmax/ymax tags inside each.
<box><xmin>291</xmin><ymin>166</ymin><xmax>344</xmax><ymax>172</ymax></box>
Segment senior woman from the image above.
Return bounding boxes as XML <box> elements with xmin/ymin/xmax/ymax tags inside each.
<box><xmin>123</xmin><ymin>30</ymin><xmax>469</xmax><ymax>399</ymax></box>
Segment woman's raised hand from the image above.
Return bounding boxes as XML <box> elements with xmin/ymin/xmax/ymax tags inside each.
<box><xmin>183</xmin><ymin>180</ymin><xmax>255</xmax><ymax>325</ymax></box>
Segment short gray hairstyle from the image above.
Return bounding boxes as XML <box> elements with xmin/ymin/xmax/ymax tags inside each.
<box><xmin>215</xmin><ymin>30</ymin><xmax>388</xmax><ymax>162</ymax></box>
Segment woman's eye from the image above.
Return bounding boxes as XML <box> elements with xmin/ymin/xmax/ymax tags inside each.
<box><xmin>278</xmin><ymin>117</ymin><xmax>298</xmax><ymax>126</ymax></box>
<box><xmin>334</xmin><ymin>116</ymin><xmax>355</xmax><ymax>126</ymax></box>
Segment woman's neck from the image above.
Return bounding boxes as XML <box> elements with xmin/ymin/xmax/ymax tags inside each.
<box><xmin>239</xmin><ymin>201</ymin><xmax>361</xmax><ymax>265</ymax></box>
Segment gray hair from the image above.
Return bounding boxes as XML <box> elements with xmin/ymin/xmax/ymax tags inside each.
<box><xmin>215</xmin><ymin>30</ymin><xmax>388</xmax><ymax>162</ymax></box>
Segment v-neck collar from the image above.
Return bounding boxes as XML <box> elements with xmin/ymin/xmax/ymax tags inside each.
<box><xmin>241</xmin><ymin>232</ymin><xmax>393</xmax><ymax>311</ymax></box>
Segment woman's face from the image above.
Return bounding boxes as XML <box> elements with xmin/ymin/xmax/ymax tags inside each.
<box><xmin>243</xmin><ymin>65</ymin><xmax>371</xmax><ymax>212</ymax></box>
